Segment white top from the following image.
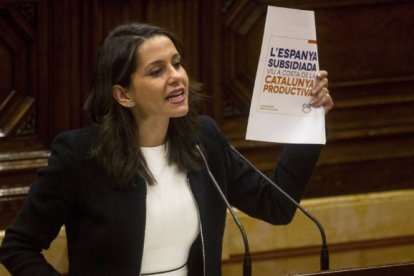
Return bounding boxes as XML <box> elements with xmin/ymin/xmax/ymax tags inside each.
<box><xmin>140</xmin><ymin>145</ymin><xmax>199</xmax><ymax>276</ymax></box>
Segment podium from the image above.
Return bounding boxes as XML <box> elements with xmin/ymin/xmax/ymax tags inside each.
<box><xmin>299</xmin><ymin>262</ymin><xmax>414</xmax><ymax>275</ymax></box>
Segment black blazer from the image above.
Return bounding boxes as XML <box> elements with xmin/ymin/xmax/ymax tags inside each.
<box><xmin>0</xmin><ymin>115</ymin><xmax>322</xmax><ymax>275</ymax></box>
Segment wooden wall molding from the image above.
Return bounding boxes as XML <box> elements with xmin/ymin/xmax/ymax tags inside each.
<box><xmin>0</xmin><ymin>90</ymin><xmax>35</xmax><ymax>138</ymax></box>
<box><xmin>221</xmin><ymin>1</ymin><xmax>265</xmax><ymax>117</ymax></box>
<box><xmin>0</xmin><ymin>0</ymin><xmax>48</xmax><ymax>147</ymax></box>
<box><xmin>0</xmin><ymin>150</ymin><xmax>49</xmax><ymax>171</ymax></box>
<box><xmin>263</xmin><ymin>0</ymin><xmax>412</xmax><ymax>9</ymax></box>
<box><xmin>223</xmin><ymin>235</ymin><xmax>414</xmax><ymax>263</ymax></box>
<box><xmin>0</xmin><ymin>3</ymin><xmax>37</xmax><ymax>139</ymax></box>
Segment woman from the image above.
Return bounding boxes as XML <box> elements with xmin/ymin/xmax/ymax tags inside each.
<box><xmin>0</xmin><ymin>23</ymin><xmax>333</xmax><ymax>275</ymax></box>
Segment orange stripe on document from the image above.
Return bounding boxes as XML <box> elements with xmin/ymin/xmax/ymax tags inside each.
<box><xmin>308</xmin><ymin>39</ymin><xmax>317</xmax><ymax>44</ymax></box>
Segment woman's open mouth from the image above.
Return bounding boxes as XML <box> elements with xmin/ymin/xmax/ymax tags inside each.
<box><xmin>166</xmin><ymin>89</ymin><xmax>185</xmax><ymax>104</ymax></box>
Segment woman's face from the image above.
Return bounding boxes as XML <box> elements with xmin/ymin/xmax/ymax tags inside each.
<box><xmin>124</xmin><ymin>35</ymin><xmax>189</xmax><ymax>124</ymax></box>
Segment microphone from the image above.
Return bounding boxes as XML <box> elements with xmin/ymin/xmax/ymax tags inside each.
<box><xmin>190</xmin><ymin>137</ymin><xmax>252</xmax><ymax>276</ymax></box>
<box><xmin>227</xmin><ymin>142</ymin><xmax>330</xmax><ymax>271</ymax></box>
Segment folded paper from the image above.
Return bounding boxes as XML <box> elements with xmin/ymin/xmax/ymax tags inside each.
<box><xmin>246</xmin><ymin>6</ymin><xmax>326</xmax><ymax>144</ymax></box>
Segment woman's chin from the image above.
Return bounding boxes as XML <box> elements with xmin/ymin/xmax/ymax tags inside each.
<box><xmin>170</xmin><ymin>107</ymin><xmax>189</xmax><ymax>118</ymax></box>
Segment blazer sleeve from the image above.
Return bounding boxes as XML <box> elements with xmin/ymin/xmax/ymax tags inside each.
<box><xmin>201</xmin><ymin>116</ymin><xmax>322</xmax><ymax>225</ymax></box>
<box><xmin>0</xmin><ymin>132</ymin><xmax>80</xmax><ymax>276</ymax></box>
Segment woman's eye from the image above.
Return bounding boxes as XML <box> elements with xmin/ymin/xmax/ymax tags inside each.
<box><xmin>173</xmin><ymin>61</ymin><xmax>181</xmax><ymax>69</ymax></box>
<box><xmin>150</xmin><ymin>69</ymin><xmax>162</xmax><ymax>76</ymax></box>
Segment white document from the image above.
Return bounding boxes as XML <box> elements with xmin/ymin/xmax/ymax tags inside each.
<box><xmin>246</xmin><ymin>6</ymin><xmax>326</xmax><ymax>144</ymax></box>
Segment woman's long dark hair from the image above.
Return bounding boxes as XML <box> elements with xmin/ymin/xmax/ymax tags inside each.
<box><xmin>84</xmin><ymin>23</ymin><xmax>203</xmax><ymax>188</ymax></box>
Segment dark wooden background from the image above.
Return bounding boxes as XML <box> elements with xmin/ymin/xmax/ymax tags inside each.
<box><xmin>1</xmin><ymin>0</ymin><xmax>413</xmax><ymax>229</ymax></box>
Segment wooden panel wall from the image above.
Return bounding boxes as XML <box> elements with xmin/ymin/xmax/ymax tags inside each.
<box><xmin>1</xmin><ymin>0</ymin><xmax>413</xmax><ymax>227</ymax></box>
<box><xmin>0</xmin><ymin>0</ymin><xmax>49</xmax><ymax>229</ymax></box>
<box><xmin>0</xmin><ymin>0</ymin><xmax>204</xmax><ymax>229</ymax></box>
<box><xmin>216</xmin><ymin>0</ymin><xmax>414</xmax><ymax>197</ymax></box>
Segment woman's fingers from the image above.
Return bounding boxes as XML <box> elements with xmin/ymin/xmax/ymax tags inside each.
<box><xmin>311</xmin><ymin>70</ymin><xmax>334</xmax><ymax>114</ymax></box>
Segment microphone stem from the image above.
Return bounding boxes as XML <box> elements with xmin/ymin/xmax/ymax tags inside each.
<box><xmin>195</xmin><ymin>145</ymin><xmax>252</xmax><ymax>276</ymax></box>
<box><xmin>229</xmin><ymin>145</ymin><xmax>329</xmax><ymax>271</ymax></box>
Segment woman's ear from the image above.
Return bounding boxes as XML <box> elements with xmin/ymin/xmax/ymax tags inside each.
<box><xmin>112</xmin><ymin>85</ymin><xmax>136</xmax><ymax>108</ymax></box>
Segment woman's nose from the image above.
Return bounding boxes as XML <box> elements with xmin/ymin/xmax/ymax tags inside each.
<box><xmin>167</xmin><ymin>66</ymin><xmax>181</xmax><ymax>84</ymax></box>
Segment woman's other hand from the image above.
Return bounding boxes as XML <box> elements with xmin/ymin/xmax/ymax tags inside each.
<box><xmin>311</xmin><ymin>70</ymin><xmax>334</xmax><ymax>114</ymax></box>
